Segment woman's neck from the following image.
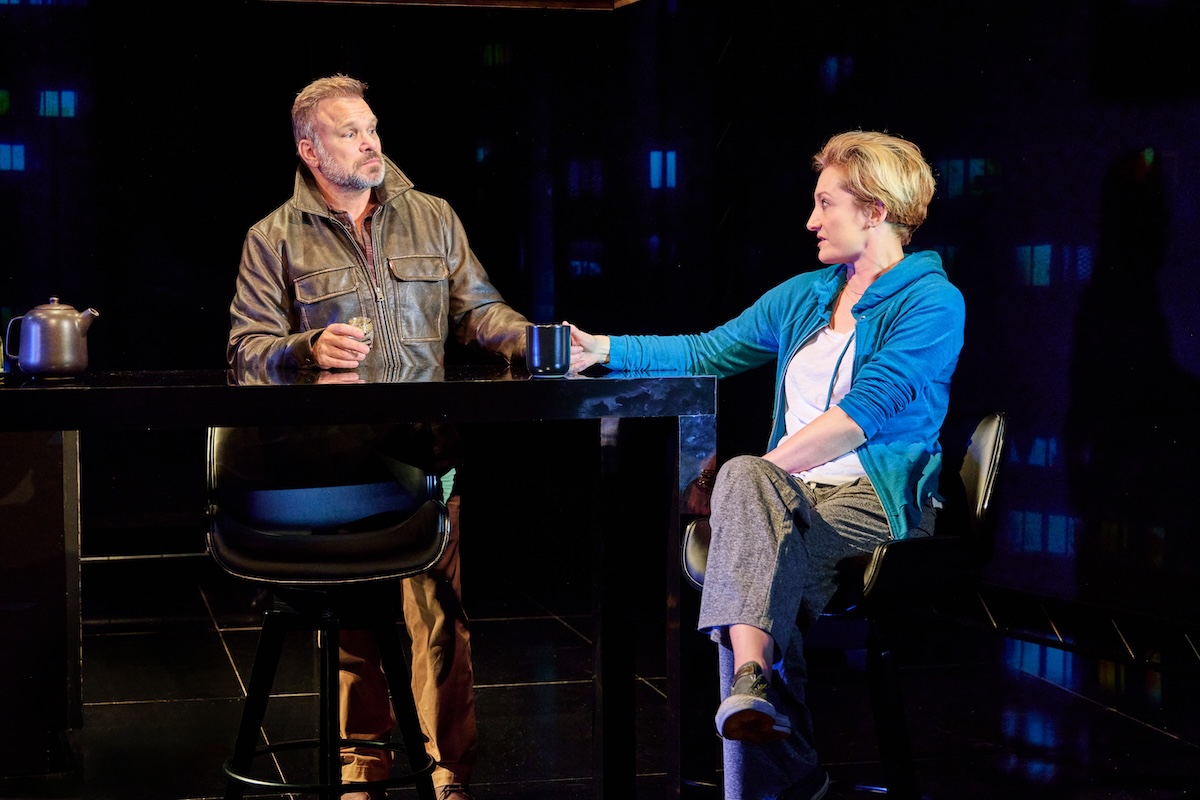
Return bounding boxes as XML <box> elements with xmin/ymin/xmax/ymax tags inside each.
<box><xmin>846</xmin><ymin>240</ymin><xmax>905</xmax><ymax>288</ymax></box>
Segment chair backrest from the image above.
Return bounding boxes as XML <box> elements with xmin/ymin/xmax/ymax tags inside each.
<box><xmin>207</xmin><ymin>424</ymin><xmax>448</xmax><ymax>585</ymax></box>
<box><xmin>209</xmin><ymin>424</ymin><xmax>439</xmax><ymax>529</ymax></box>
<box><xmin>958</xmin><ymin>411</ymin><xmax>1007</xmax><ymax>547</ymax></box>
<box><xmin>681</xmin><ymin>517</ymin><xmax>710</xmax><ymax>592</ymax></box>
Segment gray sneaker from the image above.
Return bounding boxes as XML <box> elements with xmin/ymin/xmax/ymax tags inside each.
<box><xmin>714</xmin><ymin>661</ymin><xmax>791</xmax><ymax>744</ymax></box>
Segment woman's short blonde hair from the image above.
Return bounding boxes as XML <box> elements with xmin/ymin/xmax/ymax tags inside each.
<box><xmin>291</xmin><ymin>74</ymin><xmax>368</xmax><ymax>151</ymax></box>
<box><xmin>812</xmin><ymin>131</ymin><xmax>935</xmax><ymax>245</ymax></box>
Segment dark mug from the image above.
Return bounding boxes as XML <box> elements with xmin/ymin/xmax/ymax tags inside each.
<box><xmin>526</xmin><ymin>323</ymin><xmax>571</xmax><ymax>377</ymax></box>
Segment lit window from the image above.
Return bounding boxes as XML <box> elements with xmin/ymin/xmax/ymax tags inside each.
<box><xmin>1015</xmin><ymin>244</ymin><xmax>1052</xmax><ymax>286</ymax></box>
<box><xmin>649</xmin><ymin>150</ymin><xmax>676</xmax><ymax>189</ymax></box>
<box><xmin>38</xmin><ymin>90</ymin><xmax>77</xmax><ymax>117</ymax></box>
<box><xmin>0</xmin><ymin>145</ymin><xmax>24</xmax><ymax>172</ymax></box>
<box><xmin>1027</xmin><ymin>436</ymin><xmax>1059</xmax><ymax>467</ymax></box>
<box><xmin>1014</xmin><ymin>244</ymin><xmax>1093</xmax><ymax>287</ymax></box>
<box><xmin>1045</xmin><ymin>514</ymin><xmax>1074</xmax><ymax>555</ymax></box>
<box><xmin>942</xmin><ymin>159</ymin><xmax>965</xmax><ymax>199</ymax></box>
<box><xmin>1004</xmin><ymin>510</ymin><xmax>1077</xmax><ymax>556</ymax></box>
<box><xmin>0</xmin><ymin>143</ymin><xmax>26</xmax><ymax>171</ymax></box>
<box><xmin>1071</xmin><ymin>245</ymin><xmax>1093</xmax><ymax>282</ymax></box>
<box><xmin>0</xmin><ymin>90</ymin><xmax>9</xmax><ymax>115</ymax></box>
<box><xmin>936</xmin><ymin>157</ymin><xmax>1000</xmax><ymax>198</ymax></box>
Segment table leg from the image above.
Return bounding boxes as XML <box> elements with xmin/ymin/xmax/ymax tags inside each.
<box><xmin>671</xmin><ymin>414</ymin><xmax>718</xmax><ymax>797</ymax></box>
<box><xmin>591</xmin><ymin>413</ymin><xmax>716</xmax><ymax>799</ymax></box>
<box><xmin>0</xmin><ymin>431</ymin><xmax>81</xmax><ymax>787</ymax></box>
<box><xmin>592</xmin><ymin>416</ymin><xmax>630</xmax><ymax>798</ymax></box>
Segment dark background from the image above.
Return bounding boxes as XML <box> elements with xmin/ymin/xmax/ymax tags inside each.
<box><xmin>3</xmin><ymin>0</ymin><xmax>1199</xmax><ymax>646</ymax></box>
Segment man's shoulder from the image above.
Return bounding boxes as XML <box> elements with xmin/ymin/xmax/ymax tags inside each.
<box><xmin>246</xmin><ymin>198</ymin><xmax>305</xmax><ymax>240</ymax></box>
<box><xmin>383</xmin><ymin>183</ymin><xmax>446</xmax><ymax>213</ymax></box>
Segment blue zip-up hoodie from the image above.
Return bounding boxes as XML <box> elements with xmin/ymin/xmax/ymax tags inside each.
<box><xmin>608</xmin><ymin>250</ymin><xmax>965</xmax><ymax>539</ymax></box>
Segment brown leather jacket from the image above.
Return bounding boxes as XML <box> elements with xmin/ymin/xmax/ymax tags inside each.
<box><xmin>227</xmin><ymin>156</ymin><xmax>529</xmax><ymax>372</ymax></box>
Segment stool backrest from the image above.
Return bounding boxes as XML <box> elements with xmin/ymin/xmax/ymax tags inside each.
<box><xmin>209</xmin><ymin>424</ymin><xmax>439</xmax><ymax>529</ymax></box>
<box><xmin>958</xmin><ymin>411</ymin><xmax>1008</xmax><ymax>562</ymax></box>
<box><xmin>206</xmin><ymin>424</ymin><xmax>449</xmax><ymax>585</ymax></box>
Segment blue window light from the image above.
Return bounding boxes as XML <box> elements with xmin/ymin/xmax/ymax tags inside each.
<box><xmin>38</xmin><ymin>90</ymin><xmax>77</xmax><ymax>118</ymax></box>
<box><xmin>0</xmin><ymin>144</ymin><xmax>26</xmax><ymax>171</ymax></box>
<box><xmin>649</xmin><ymin>150</ymin><xmax>677</xmax><ymax>189</ymax></box>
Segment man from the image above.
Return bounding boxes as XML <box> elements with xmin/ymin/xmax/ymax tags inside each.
<box><xmin>228</xmin><ymin>74</ymin><xmax>530</xmax><ymax>800</ymax></box>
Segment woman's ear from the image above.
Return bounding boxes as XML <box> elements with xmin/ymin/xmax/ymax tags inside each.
<box><xmin>869</xmin><ymin>200</ymin><xmax>889</xmax><ymax>227</ymax></box>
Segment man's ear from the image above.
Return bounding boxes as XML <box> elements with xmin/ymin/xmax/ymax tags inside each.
<box><xmin>298</xmin><ymin>138</ymin><xmax>320</xmax><ymax>170</ymax></box>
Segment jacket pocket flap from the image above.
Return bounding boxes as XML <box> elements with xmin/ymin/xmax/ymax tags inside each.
<box><xmin>387</xmin><ymin>256</ymin><xmax>448</xmax><ymax>282</ymax></box>
<box><xmin>294</xmin><ymin>266</ymin><xmax>358</xmax><ymax>304</ymax></box>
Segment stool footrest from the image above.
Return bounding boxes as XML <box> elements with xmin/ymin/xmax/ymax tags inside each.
<box><xmin>223</xmin><ymin>737</ymin><xmax>435</xmax><ymax>793</ymax></box>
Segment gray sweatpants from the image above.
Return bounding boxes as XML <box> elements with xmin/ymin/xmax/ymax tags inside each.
<box><xmin>697</xmin><ymin>454</ymin><xmax>936</xmax><ymax>799</ymax></box>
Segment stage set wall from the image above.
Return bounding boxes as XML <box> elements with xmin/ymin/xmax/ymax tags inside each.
<box><xmin>3</xmin><ymin>0</ymin><xmax>1199</xmax><ymax>672</ymax></box>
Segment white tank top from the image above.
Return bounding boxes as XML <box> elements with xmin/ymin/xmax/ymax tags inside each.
<box><xmin>781</xmin><ymin>326</ymin><xmax>866</xmax><ymax>484</ymax></box>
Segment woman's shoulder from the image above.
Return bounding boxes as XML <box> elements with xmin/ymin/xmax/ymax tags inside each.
<box><xmin>770</xmin><ymin>263</ymin><xmax>841</xmax><ymax>295</ymax></box>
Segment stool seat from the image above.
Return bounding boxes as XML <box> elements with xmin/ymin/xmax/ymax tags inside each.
<box><xmin>207</xmin><ymin>425</ymin><xmax>449</xmax><ymax>800</ymax></box>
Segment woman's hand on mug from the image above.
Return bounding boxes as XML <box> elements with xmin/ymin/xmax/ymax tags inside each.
<box><xmin>566</xmin><ymin>321</ymin><xmax>610</xmax><ymax>372</ymax></box>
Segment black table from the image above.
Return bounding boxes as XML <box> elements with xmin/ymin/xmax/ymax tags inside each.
<box><xmin>0</xmin><ymin>365</ymin><xmax>717</xmax><ymax>798</ymax></box>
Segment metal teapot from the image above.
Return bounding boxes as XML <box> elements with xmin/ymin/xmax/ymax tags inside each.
<box><xmin>5</xmin><ymin>297</ymin><xmax>100</xmax><ymax>376</ymax></box>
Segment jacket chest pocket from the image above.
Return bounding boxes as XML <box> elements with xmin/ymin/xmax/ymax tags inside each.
<box><xmin>293</xmin><ymin>265</ymin><xmax>369</xmax><ymax>330</ymax></box>
<box><xmin>387</xmin><ymin>256</ymin><xmax>448</xmax><ymax>342</ymax></box>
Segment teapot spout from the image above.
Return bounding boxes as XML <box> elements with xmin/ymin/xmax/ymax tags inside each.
<box><xmin>78</xmin><ymin>307</ymin><xmax>100</xmax><ymax>334</ymax></box>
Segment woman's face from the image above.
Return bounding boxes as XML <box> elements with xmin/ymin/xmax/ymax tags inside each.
<box><xmin>806</xmin><ymin>165</ymin><xmax>874</xmax><ymax>265</ymax></box>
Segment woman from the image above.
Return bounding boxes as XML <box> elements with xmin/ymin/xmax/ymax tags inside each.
<box><xmin>570</xmin><ymin>130</ymin><xmax>964</xmax><ymax>800</ymax></box>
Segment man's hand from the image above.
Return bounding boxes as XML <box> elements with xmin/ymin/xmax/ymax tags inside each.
<box><xmin>566</xmin><ymin>321</ymin><xmax>610</xmax><ymax>373</ymax></box>
<box><xmin>313</xmin><ymin>323</ymin><xmax>371</xmax><ymax>370</ymax></box>
<box><xmin>315</xmin><ymin>369</ymin><xmax>365</xmax><ymax>384</ymax></box>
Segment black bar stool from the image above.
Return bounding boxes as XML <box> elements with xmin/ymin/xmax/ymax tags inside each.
<box><xmin>207</xmin><ymin>424</ymin><xmax>449</xmax><ymax>800</ymax></box>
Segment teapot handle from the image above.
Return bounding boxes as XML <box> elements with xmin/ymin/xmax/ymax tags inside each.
<box><xmin>4</xmin><ymin>315</ymin><xmax>21</xmax><ymax>360</ymax></box>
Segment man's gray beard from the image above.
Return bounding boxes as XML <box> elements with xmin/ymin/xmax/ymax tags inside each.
<box><xmin>314</xmin><ymin>142</ymin><xmax>385</xmax><ymax>190</ymax></box>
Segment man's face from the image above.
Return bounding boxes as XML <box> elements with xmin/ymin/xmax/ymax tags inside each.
<box><xmin>307</xmin><ymin>96</ymin><xmax>385</xmax><ymax>191</ymax></box>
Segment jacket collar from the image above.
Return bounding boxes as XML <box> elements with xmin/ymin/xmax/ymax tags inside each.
<box><xmin>828</xmin><ymin>250</ymin><xmax>946</xmax><ymax>311</ymax></box>
<box><xmin>289</xmin><ymin>154</ymin><xmax>415</xmax><ymax>217</ymax></box>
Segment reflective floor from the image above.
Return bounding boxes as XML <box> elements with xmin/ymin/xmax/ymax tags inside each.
<box><xmin>28</xmin><ymin>546</ymin><xmax>1197</xmax><ymax>800</ymax></box>
<box><xmin>8</xmin><ymin>422</ymin><xmax>1199</xmax><ymax>800</ymax></box>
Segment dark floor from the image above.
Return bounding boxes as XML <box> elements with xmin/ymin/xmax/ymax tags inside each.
<box><xmin>5</xmin><ymin>423</ymin><xmax>1200</xmax><ymax>800</ymax></box>
<box><xmin>7</xmin><ymin>545</ymin><xmax>1194</xmax><ymax>800</ymax></box>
